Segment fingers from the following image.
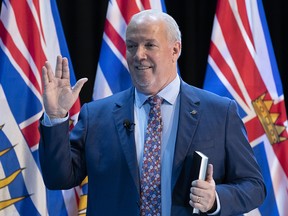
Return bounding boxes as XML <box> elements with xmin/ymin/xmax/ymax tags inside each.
<box><xmin>189</xmin><ymin>190</ymin><xmax>205</xmax><ymax>212</ymax></box>
<box><xmin>206</xmin><ymin>164</ymin><xmax>213</xmax><ymax>182</ymax></box>
<box><xmin>42</xmin><ymin>65</ymin><xmax>48</xmax><ymax>87</ymax></box>
<box><xmin>189</xmin><ymin>164</ymin><xmax>216</xmax><ymax>213</ymax></box>
<box><xmin>42</xmin><ymin>61</ymin><xmax>53</xmax><ymax>86</ymax></box>
<box><xmin>43</xmin><ymin>55</ymin><xmax>70</xmax><ymax>80</ymax></box>
<box><xmin>189</xmin><ymin>192</ymin><xmax>202</xmax><ymax>205</ymax></box>
<box><xmin>55</xmin><ymin>55</ymin><xmax>63</xmax><ymax>78</ymax></box>
<box><xmin>72</xmin><ymin>78</ymin><xmax>88</xmax><ymax>96</ymax></box>
<box><xmin>55</xmin><ymin>55</ymin><xmax>70</xmax><ymax>80</ymax></box>
<box><xmin>189</xmin><ymin>187</ymin><xmax>210</xmax><ymax>213</ymax></box>
<box><xmin>62</xmin><ymin>57</ymin><xmax>70</xmax><ymax>79</ymax></box>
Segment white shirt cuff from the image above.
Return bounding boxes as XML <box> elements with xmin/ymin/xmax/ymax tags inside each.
<box><xmin>42</xmin><ymin>112</ymin><xmax>69</xmax><ymax>126</ymax></box>
<box><xmin>207</xmin><ymin>191</ymin><xmax>221</xmax><ymax>215</ymax></box>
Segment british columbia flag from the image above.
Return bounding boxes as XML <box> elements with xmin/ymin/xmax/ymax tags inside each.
<box><xmin>204</xmin><ymin>0</ymin><xmax>288</xmax><ymax>215</ymax></box>
<box><xmin>0</xmin><ymin>0</ymin><xmax>81</xmax><ymax>215</ymax></box>
<box><xmin>92</xmin><ymin>0</ymin><xmax>166</xmax><ymax>100</ymax></box>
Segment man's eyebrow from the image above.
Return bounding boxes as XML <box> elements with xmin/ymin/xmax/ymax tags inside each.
<box><xmin>126</xmin><ymin>39</ymin><xmax>158</xmax><ymax>43</ymax></box>
<box><xmin>145</xmin><ymin>39</ymin><xmax>157</xmax><ymax>43</ymax></box>
<box><xmin>126</xmin><ymin>40</ymin><xmax>135</xmax><ymax>43</ymax></box>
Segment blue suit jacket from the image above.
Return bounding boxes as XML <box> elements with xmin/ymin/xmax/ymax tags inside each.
<box><xmin>39</xmin><ymin>80</ymin><xmax>266</xmax><ymax>216</ymax></box>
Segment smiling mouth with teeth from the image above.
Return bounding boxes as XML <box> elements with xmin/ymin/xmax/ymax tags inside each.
<box><xmin>136</xmin><ymin>66</ymin><xmax>152</xmax><ymax>70</ymax></box>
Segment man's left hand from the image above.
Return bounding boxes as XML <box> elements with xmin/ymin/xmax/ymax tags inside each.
<box><xmin>189</xmin><ymin>164</ymin><xmax>217</xmax><ymax>213</ymax></box>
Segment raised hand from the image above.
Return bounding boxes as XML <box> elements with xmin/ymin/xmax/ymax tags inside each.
<box><xmin>42</xmin><ymin>55</ymin><xmax>88</xmax><ymax>118</ymax></box>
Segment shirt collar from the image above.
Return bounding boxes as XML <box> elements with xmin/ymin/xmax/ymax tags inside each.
<box><xmin>134</xmin><ymin>74</ymin><xmax>181</xmax><ymax>108</ymax></box>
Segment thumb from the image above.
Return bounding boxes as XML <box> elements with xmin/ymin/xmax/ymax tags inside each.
<box><xmin>206</xmin><ymin>164</ymin><xmax>214</xmax><ymax>183</ymax></box>
<box><xmin>72</xmin><ymin>78</ymin><xmax>88</xmax><ymax>96</ymax></box>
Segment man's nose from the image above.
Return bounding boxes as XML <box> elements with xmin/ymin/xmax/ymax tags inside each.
<box><xmin>134</xmin><ymin>46</ymin><xmax>147</xmax><ymax>60</ymax></box>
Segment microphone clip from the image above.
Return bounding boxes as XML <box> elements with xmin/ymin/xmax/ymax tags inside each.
<box><xmin>123</xmin><ymin>119</ymin><xmax>135</xmax><ymax>132</ymax></box>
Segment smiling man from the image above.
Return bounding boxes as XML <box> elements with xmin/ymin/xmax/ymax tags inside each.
<box><xmin>125</xmin><ymin>11</ymin><xmax>180</xmax><ymax>96</ymax></box>
<box><xmin>39</xmin><ymin>10</ymin><xmax>266</xmax><ymax>216</ymax></box>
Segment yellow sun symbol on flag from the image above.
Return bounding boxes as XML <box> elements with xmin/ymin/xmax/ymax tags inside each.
<box><xmin>0</xmin><ymin>124</ymin><xmax>26</xmax><ymax>211</ymax></box>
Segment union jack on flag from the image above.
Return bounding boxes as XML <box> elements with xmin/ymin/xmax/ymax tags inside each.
<box><xmin>92</xmin><ymin>0</ymin><xmax>166</xmax><ymax>100</ymax></box>
<box><xmin>0</xmin><ymin>0</ymin><xmax>81</xmax><ymax>215</ymax></box>
<box><xmin>204</xmin><ymin>0</ymin><xmax>288</xmax><ymax>215</ymax></box>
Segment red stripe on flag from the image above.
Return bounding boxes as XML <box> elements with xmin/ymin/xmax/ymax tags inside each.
<box><xmin>270</xmin><ymin>99</ymin><xmax>288</xmax><ymax>176</ymax></box>
<box><xmin>21</xmin><ymin>121</ymin><xmax>40</xmax><ymax>149</ymax></box>
<box><xmin>209</xmin><ymin>41</ymin><xmax>247</xmax><ymax>106</ymax></box>
<box><xmin>216</xmin><ymin>1</ymin><xmax>266</xmax><ymax>100</ymax></box>
<box><xmin>271</xmin><ymin>100</ymin><xmax>288</xmax><ymax>126</ymax></box>
<box><xmin>0</xmin><ymin>21</ymin><xmax>41</xmax><ymax>94</ymax></box>
<box><xmin>10</xmin><ymin>0</ymin><xmax>47</xmax><ymax>74</ymax></box>
<box><xmin>237</xmin><ymin>0</ymin><xmax>254</xmax><ymax>48</ymax></box>
<box><xmin>69</xmin><ymin>99</ymin><xmax>81</xmax><ymax>117</ymax></box>
<box><xmin>104</xmin><ymin>19</ymin><xmax>127</xmax><ymax>59</ymax></box>
<box><xmin>274</xmin><ymin>139</ymin><xmax>288</xmax><ymax>177</ymax></box>
<box><xmin>245</xmin><ymin>117</ymin><xmax>265</xmax><ymax>142</ymax></box>
<box><xmin>74</xmin><ymin>188</ymin><xmax>80</xmax><ymax>207</ymax></box>
<box><xmin>32</xmin><ymin>0</ymin><xmax>46</xmax><ymax>45</ymax></box>
<box><xmin>141</xmin><ymin>0</ymin><xmax>152</xmax><ymax>10</ymax></box>
<box><xmin>116</xmin><ymin>0</ymin><xmax>141</xmax><ymax>24</ymax></box>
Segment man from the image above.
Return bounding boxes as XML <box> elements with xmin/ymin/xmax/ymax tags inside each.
<box><xmin>39</xmin><ymin>10</ymin><xmax>266</xmax><ymax>215</ymax></box>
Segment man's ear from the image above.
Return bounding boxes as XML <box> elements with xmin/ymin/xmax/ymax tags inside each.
<box><xmin>172</xmin><ymin>41</ymin><xmax>181</xmax><ymax>62</ymax></box>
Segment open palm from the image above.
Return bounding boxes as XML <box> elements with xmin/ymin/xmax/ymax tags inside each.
<box><xmin>42</xmin><ymin>56</ymin><xmax>87</xmax><ymax>118</ymax></box>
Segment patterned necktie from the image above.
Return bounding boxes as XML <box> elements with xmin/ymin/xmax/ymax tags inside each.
<box><xmin>140</xmin><ymin>95</ymin><xmax>163</xmax><ymax>216</ymax></box>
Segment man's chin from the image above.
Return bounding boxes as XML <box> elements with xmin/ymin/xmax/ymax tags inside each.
<box><xmin>136</xmin><ymin>84</ymin><xmax>161</xmax><ymax>95</ymax></box>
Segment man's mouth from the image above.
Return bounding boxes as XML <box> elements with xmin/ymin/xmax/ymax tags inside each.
<box><xmin>135</xmin><ymin>65</ymin><xmax>152</xmax><ymax>70</ymax></box>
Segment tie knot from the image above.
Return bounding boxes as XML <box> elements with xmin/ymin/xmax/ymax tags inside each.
<box><xmin>147</xmin><ymin>95</ymin><xmax>163</xmax><ymax>106</ymax></box>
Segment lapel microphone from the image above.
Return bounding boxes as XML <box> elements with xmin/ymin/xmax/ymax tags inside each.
<box><xmin>123</xmin><ymin>119</ymin><xmax>135</xmax><ymax>131</ymax></box>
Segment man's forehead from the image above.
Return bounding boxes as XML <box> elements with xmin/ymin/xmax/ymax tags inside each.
<box><xmin>127</xmin><ymin>19</ymin><xmax>164</xmax><ymax>35</ymax></box>
<box><xmin>126</xmin><ymin>25</ymin><xmax>163</xmax><ymax>42</ymax></box>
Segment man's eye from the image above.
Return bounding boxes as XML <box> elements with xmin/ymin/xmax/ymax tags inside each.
<box><xmin>146</xmin><ymin>44</ymin><xmax>155</xmax><ymax>47</ymax></box>
<box><xmin>127</xmin><ymin>44</ymin><xmax>136</xmax><ymax>49</ymax></box>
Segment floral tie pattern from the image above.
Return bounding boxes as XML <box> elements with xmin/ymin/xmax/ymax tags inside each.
<box><xmin>140</xmin><ymin>95</ymin><xmax>163</xmax><ymax>216</ymax></box>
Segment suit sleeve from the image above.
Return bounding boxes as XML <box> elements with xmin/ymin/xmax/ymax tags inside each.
<box><xmin>39</xmin><ymin>104</ymin><xmax>88</xmax><ymax>190</ymax></box>
<box><xmin>216</xmin><ymin>100</ymin><xmax>266</xmax><ymax>215</ymax></box>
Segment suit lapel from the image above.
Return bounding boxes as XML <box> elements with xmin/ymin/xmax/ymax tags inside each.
<box><xmin>113</xmin><ymin>88</ymin><xmax>140</xmax><ymax>195</ymax></box>
<box><xmin>111</xmin><ymin>83</ymin><xmax>201</xmax><ymax>195</ymax></box>
<box><xmin>171</xmin><ymin>82</ymin><xmax>201</xmax><ymax>190</ymax></box>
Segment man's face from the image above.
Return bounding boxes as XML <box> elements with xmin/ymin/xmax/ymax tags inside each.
<box><xmin>126</xmin><ymin>17</ymin><xmax>180</xmax><ymax>95</ymax></box>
